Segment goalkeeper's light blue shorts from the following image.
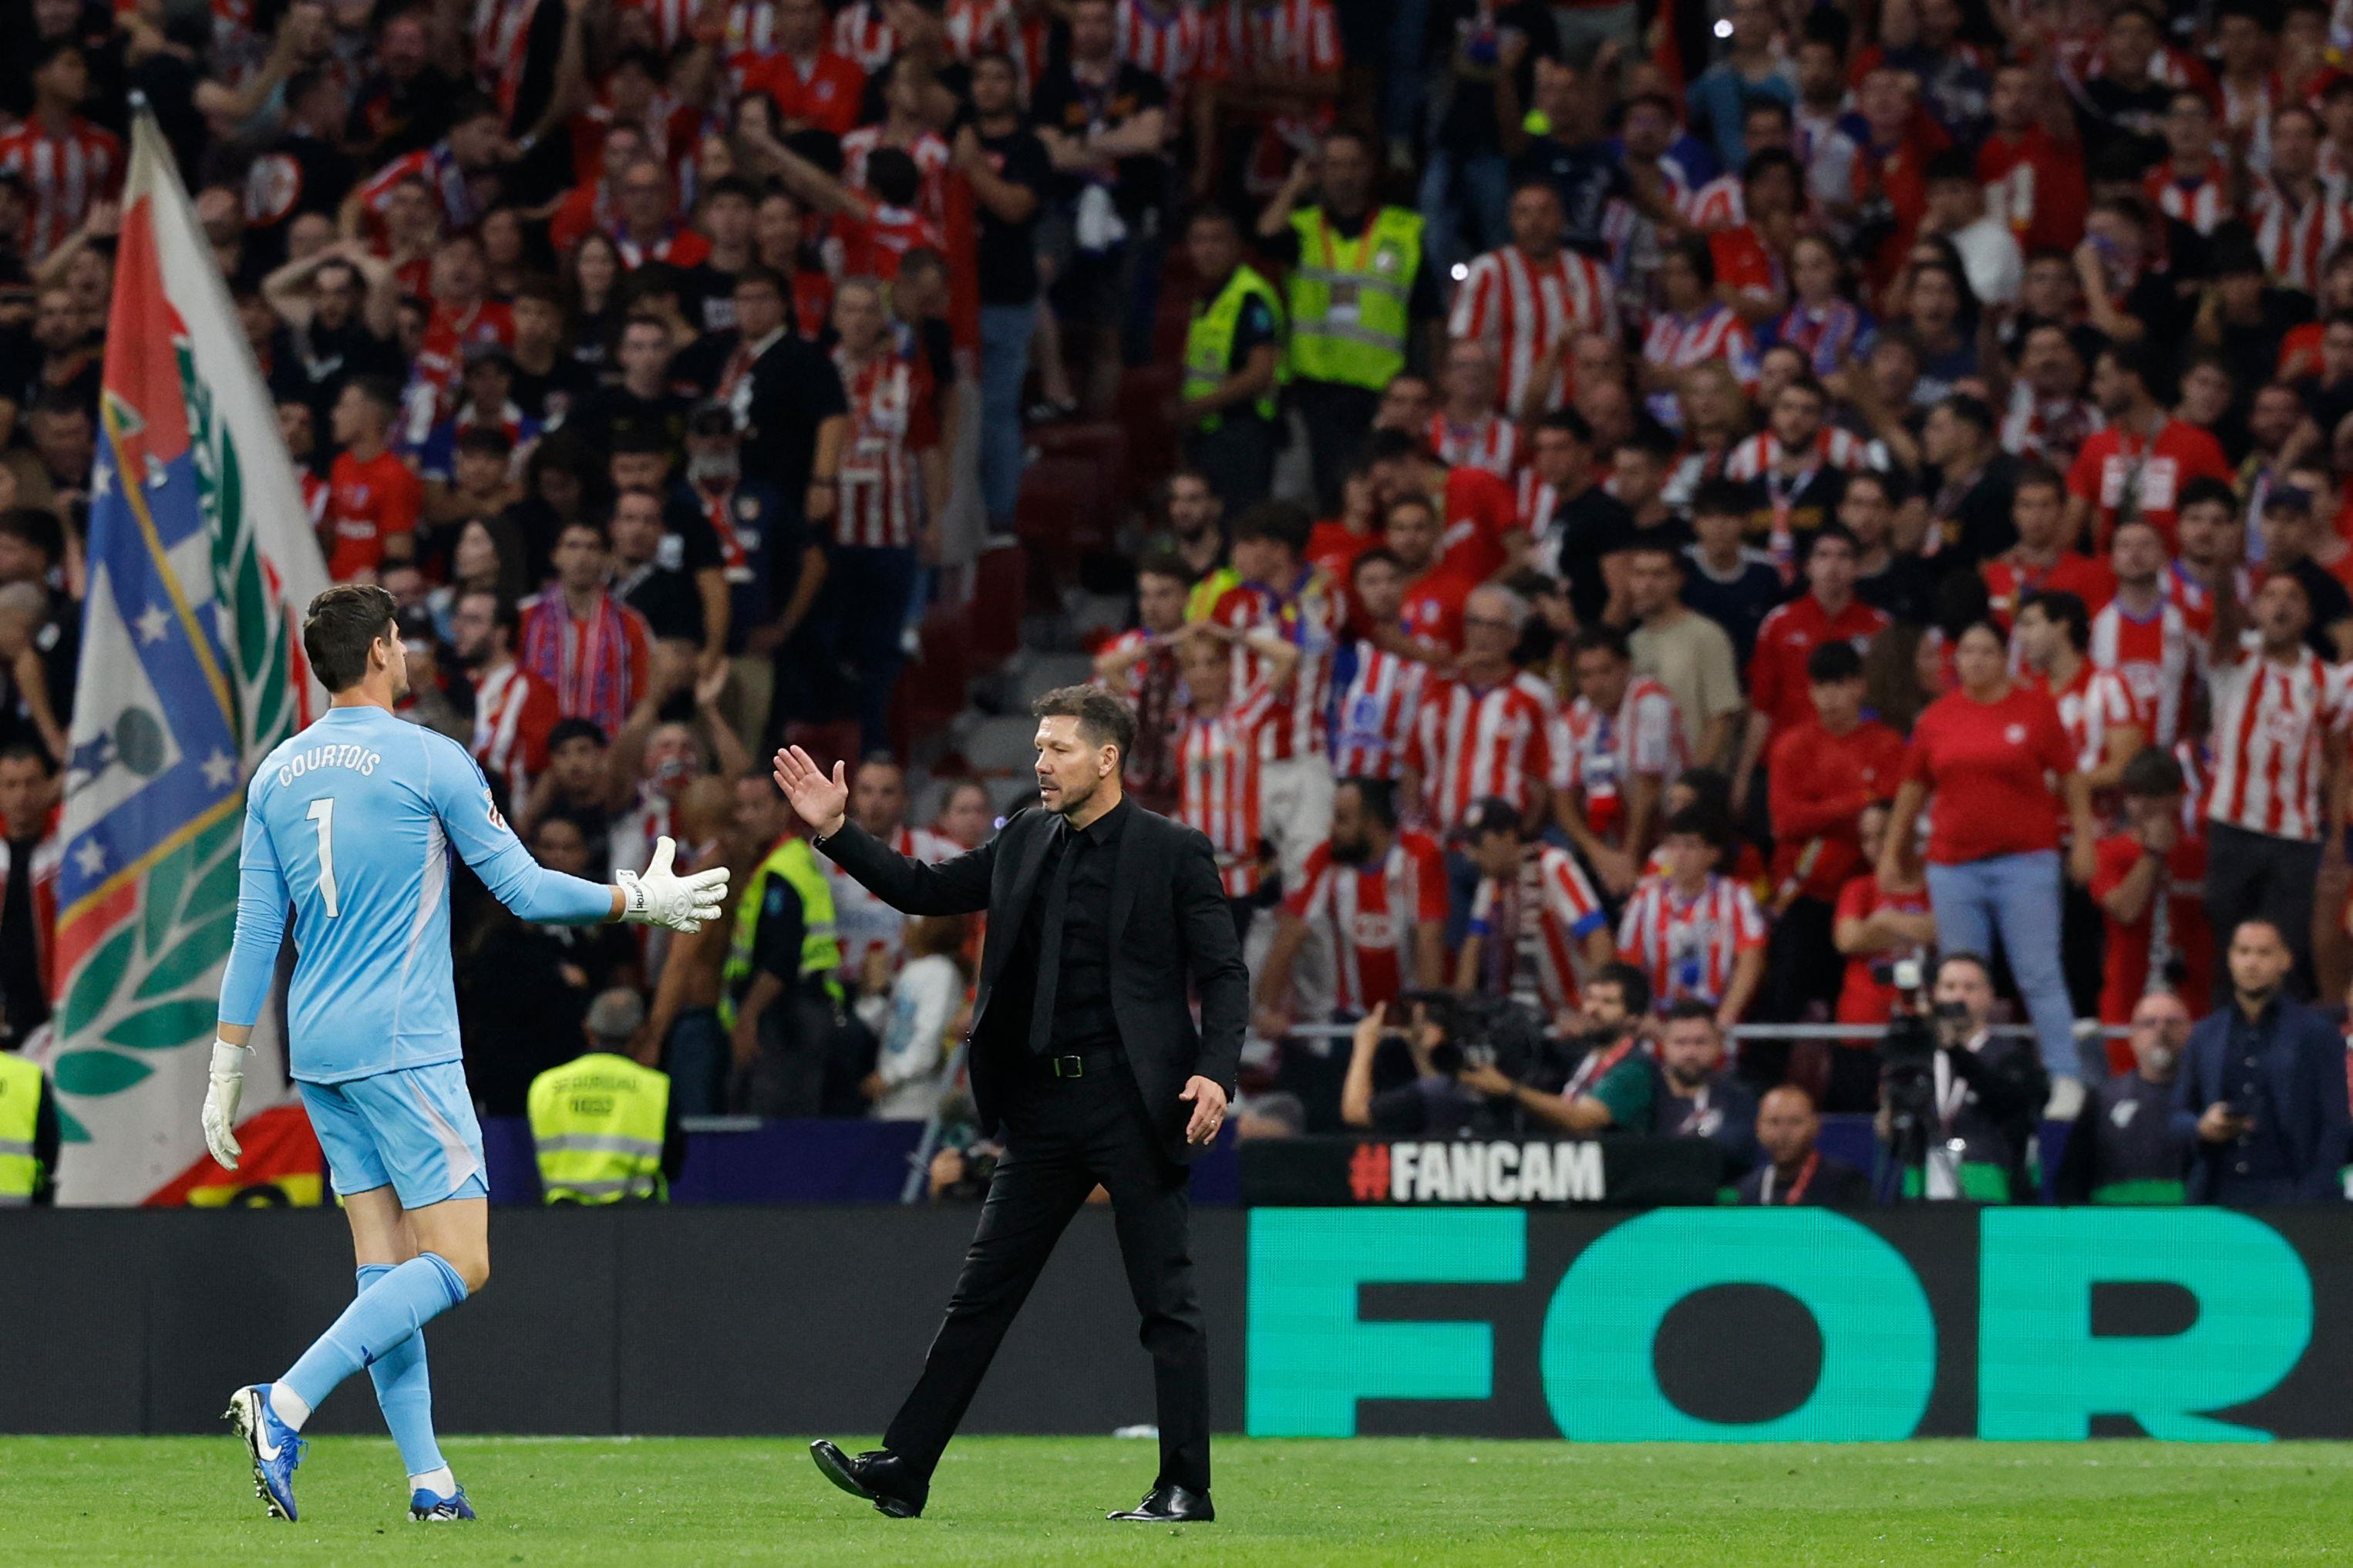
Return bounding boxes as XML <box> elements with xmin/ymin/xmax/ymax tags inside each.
<box><xmin>298</xmin><ymin>1061</ymin><xmax>489</xmax><ymax>1209</ymax></box>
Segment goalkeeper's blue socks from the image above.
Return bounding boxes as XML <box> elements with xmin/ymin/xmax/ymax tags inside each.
<box><xmin>269</xmin><ymin>1253</ymin><xmax>469</xmax><ymax>1432</ymax></box>
<box><xmin>354</xmin><ymin>1263</ymin><xmax>449</xmax><ymax>1486</ymax></box>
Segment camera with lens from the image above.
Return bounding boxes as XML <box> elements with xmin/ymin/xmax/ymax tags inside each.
<box><xmin>1878</xmin><ymin>957</ymin><xmax>1972</xmax><ymax>1180</ymax></box>
<box><xmin>1395</xmin><ymin>990</ymin><xmax>1550</xmax><ymax>1087</ymax></box>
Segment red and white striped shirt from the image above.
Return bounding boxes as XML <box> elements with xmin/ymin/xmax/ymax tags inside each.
<box><xmin>1426</xmin><ymin>411</ymin><xmax>1521</xmax><ymax>476</ymax></box>
<box><xmin>356</xmin><ymin>142</ymin><xmax>480</xmax><ymax>233</ymax></box>
<box><xmin>1119</xmin><ymin>0</ymin><xmax>1212</xmax><ymax>87</ymax></box>
<box><xmin>1179</xmin><ymin>681</ymin><xmax>1279</xmax><ymax>894</ymax></box>
<box><xmin>1642</xmin><ymin>305</ymin><xmax>1759</xmax><ymax>394</ymax></box>
<box><xmin>725</xmin><ymin>0</ymin><xmax>777</xmax><ymax>56</ymax></box>
<box><xmin>1513</xmin><ymin>467</ymin><xmax>1558</xmax><ymax>537</ymax></box>
<box><xmin>832</xmin><ymin>346</ymin><xmax>939</xmax><ymax>548</ymax></box>
<box><xmin>831</xmin><ymin>0</ymin><xmax>899</xmax><ymax>71</ymax></box>
<box><xmin>2043</xmin><ymin>659</ymin><xmax>2139</xmax><ymax>777</ymax></box>
<box><xmin>1722</xmin><ymin>426</ymin><xmax>1873</xmax><ymax>482</ymax></box>
<box><xmin>0</xmin><ymin>117</ymin><xmax>122</xmax><ymax>261</ymax></box>
<box><xmin>1563</xmin><ymin>678</ymin><xmax>1688</xmax><ymax>843</ymax></box>
<box><xmin>2089</xmin><ymin>595</ymin><xmax>2200</xmax><ymax>747</ymax></box>
<box><xmin>1448</xmin><ymin>245</ymin><xmax>1617</xmax><ymax>414</ymax></box>
<box><xmin>1469</xmin><ymin>844</ymin><xmax>1608</xmax><ymax>1012</ymax></box>
<box><xmin>1405</xmin><ymin>675</ymin><xmax>1566</xmax><ymax>833</ymax></box>
<box><xmin>1684</xmin><ymin>173</ymin><xmax>1745</xmax><ymax>231</ymax></box>
<box><xmin>2145</xmin><ymin>160</ymin><xmax>2232</xmax><ymax>234</ymax></box>
<box><xmin>1199</xmin><ymin>0</ymin><xmax>1341</xmax><ymax>190</ymax></box>
<box><xmin>618</xmin><ymin>0</ymin><xmax>695</xmax><ymax>47</ymax></box>
<box><xmin>840</xmin><ymin>125</ymin><xmax>953</xmax><ymax>227</ymax></box>
<box><xmin>2206</xmin><ymin>648</ymin><xmax>2351</xmax><ymax>841</ymax></box>
<box><xmin>1617</xmin><ymin>873</ymin><xmax>1768</xmax><ymax>1011</ymax></box>
<box><xmin>1283</xmin><ymin>830</ymin><xmax>1447</xmax><ymax>1014</ymax></box>
<box><xmin>2250</xmin><ymin>177</ymin><xmax>2353</xmax><ymax>292</ymax></box>
<box><xmin>473</xmin><ymin>0</ymin><xmax>538</xmax><ymax>116</ymax></box>
<box><xmin>1331</xmin><ymin>641</ymin><xmax>1428</xmax><ymax>779</ymax></box>
<box><xmin>2000</xmin><ymin>384</ymin><xmax>2105</xmax><ymax>466</ymax></box>
<box><xmin>944</xmin><ymin>0</ymin><xmax>1051</xmax><ymax>85</ymax></box>
<box><xmin>1203</xmin><ymin>572</ymin><xmax>1345</xmax><ymax>762</ymax></box>
<box><xmin>470</xmin><ymin>660</ymin><xmax>560</xmax><ymax>804</ymax></box>
<box><xmin>830</xmin><ymin>824</ymin><xmax>959</xmax><ymax>975</ymax></box>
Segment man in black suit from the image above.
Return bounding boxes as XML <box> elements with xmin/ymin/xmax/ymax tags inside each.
<box><xmin>776</xmin><ymin>686</ymin><xmax>1246</xmax><ymax>1525</ymax></box>
<box><xmin>2173</xmin><ymin>919</ymin><xmax>2353</xmax><ymax>1204</ymax></box>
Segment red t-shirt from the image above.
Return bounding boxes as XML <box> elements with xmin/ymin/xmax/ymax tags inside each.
<box><xmin>1832</xmin><ymin>871</ymin><xmax>1933</xmax><ymax>1029</ymax></box>
<box><xmin>1307</xmin><ymin>519</ymin><xmax>1378</xmax><ymax>634</ymax></box>
<box><xmin>1903</xmin><ymin>684</ymin><xmax>2076</xmax><ymax>865</ymax></box>
<box><xmin>1747</xmin><ymin>595</ymin><xmax>1893</xmax><ymax>745</ymax></box>
<box><xmin>1977</xmin><ymin>126</ymin><xmax>2089</xmax><ymax>255</ymax></box>
<box><xmin>1767</xmin><ymin>718</ymin><xmax>1907</xmax><ymax>902</ymax></box>
<box><xmin>2089</xmin><ymin>829</ymin><xmax>2213</xmax><ymax>1066</ymax></box>
<box><xmin>745</xmin><ymin>49</ymin><xmax>867</xmax><ymax>138</ymax></box>
<box><xmin>2065</xmin><ymin>419</ymin><xmax>2233</xmax><ymax>554</ymax></box>
<box><xmin>1399</xmin><ymin>563</ymin><xmax>1479</xmax><ymax>651</ymax></box>
<box><xmin>1708</xmin><ymin>224</ymin><xmax>1781</xmax><ymax>302</ymax></box>
<box><xmin>325</xmin><ymin>448</ymin><xmax>422</xmax><ymax>580</ymax></box>
<box><xmin>1439</xmin><ymin>466</ymin><xmax>1520</xmax><ymax>582</ymax></box>
<box><xmin>1982</xmin><ymin>552</ymin><xmax>2116</xmax><ymax>628</ymax></box>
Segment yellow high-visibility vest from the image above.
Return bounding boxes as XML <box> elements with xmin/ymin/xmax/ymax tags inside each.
<box><xmin>1284</xmin><ymin>205</ymin><xmax>1423</xmax><ymax>390</ymax></box>
<box><xmin>1182</xmin><ymin>264</ymin><xmax>1285</xmax><ymax>432</ymax></box>
<box><xmin>527</xmin><ymin>1052</ymin><xmax>669</xmax><ymax>1204</ymax></box>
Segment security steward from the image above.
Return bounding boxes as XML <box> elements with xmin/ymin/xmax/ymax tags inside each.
<box><xmin>1176</xmin><ymin>205</ymin><xmax>1284</xmax><ymax>513</ymax></box>
<box><xmin>528</xmin><ymin>989</ymin><xmax>682</xmax><ymax>1204</ymax></box>
<box><xmin>1257</xmin><ymin>125</ymin><xmax>1436</xmax><ymax>511</ymax></box>
<box><xmin>722</xmin><ymin>773</ymin><xmax>847</xmax><ymax>1117</ymax></box>
<box><xmin>0</xmin><ymin>1048</ymin><xmax>56</xmax><ymax>1205</ymax></box>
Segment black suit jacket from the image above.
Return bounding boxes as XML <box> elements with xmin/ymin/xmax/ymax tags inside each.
<box><xmin>816</xmin><ymin>803</ymin><xmax>1250</xmax><ymax>1163</ymax></box>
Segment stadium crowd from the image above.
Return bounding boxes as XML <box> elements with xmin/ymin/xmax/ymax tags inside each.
<box><xmin>8</xmin><ymin>0</ymin><xmax>2353</xmax><ymax>1204</ymax></box>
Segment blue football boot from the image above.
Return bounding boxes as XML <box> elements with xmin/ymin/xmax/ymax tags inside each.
<box><xmin>224</xmin><ymin>1385</ymin><xmax>306</xmax><ymax>1522</ymax></box>
<box><xmin>409</xmin><ymin>1485</ymin><xmax>475</xmax><ymax>1522</ymax></box>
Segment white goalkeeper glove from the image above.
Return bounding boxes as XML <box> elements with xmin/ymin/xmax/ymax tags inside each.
<box><xmin>201</xmin><ymin>1040</ymin><xmax>247</xmax><ymax>1170</ymax></box>
<box><xmin>616</xmin><ymin>836</ymin><xmax>731</xmax><ymax>933</ymax></box>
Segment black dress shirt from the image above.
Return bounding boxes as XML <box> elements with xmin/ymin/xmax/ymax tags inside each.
<box><xmin>1008</xmin><ymin>798</ymin><xmax>1129</xmax><ymax>1054</ymax></box>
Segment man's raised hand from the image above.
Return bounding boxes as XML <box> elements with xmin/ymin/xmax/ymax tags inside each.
<box><xmin>772</xmin><ymin>745</ymin><xmax>850</xmax><ymax>838</ymax></box>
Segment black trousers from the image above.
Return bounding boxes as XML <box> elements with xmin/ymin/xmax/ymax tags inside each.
<box><xmin>1184</xmin><ymin>418</ymin><xmax>1277</xmax><ymax>514</ymax></box>
<box><xmin>884</xmin><ymin>1053</ymin><xmax>1210</xmax><ymax>1494</ymax></box>
<box><xmin>1291</xmin><ymin>379</ymin><xmax>1381</xmax><ymax>515</ymax></box>
<box><xmin>2206</xmin><ymin>821</ymin><xmax>2321</xmax><ymax>999</ymax></box>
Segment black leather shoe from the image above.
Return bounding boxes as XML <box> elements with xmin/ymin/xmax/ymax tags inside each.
<box><xmin>1108</xmin><ymin>1484</ymin><xmax>1214</xmax><ymax>1523</ymax></box>
<box><xmin>809</xmin><ymin>1439</ymin><xmax>927</xmax><ymax>1519</ymax></box>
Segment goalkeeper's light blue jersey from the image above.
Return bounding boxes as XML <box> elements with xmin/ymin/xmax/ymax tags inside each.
<box><xmin>217</xmin><ymin>704</ymin><xmax>612</xmax><ymax>1083</ymax></box>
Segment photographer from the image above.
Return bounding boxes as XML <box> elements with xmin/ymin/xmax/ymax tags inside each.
<box><xmin>1879</xmin><ymin>951</ymin><xmax>2049</xmax><ymax>1202</ymax></box>
<box><xmin>1458</xmin><ymin>965</ymin><xmax>1658</xmax><ymax>1137</ymax></box>
<box><xmin>1341</xmin><ymin>1001</ymin><xmax>1515</xmax><ymax>1139</ymax></box>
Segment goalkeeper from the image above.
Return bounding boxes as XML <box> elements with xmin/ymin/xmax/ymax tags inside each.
<box><xmin>204</xmin><ymin>585</ymin><xmax>727</xmax><ymax>1524</ymax></box>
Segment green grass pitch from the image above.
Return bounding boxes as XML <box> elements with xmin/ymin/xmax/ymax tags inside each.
<box><xmin>8</xmin><ymin>1435</ymin><xmax>2353</xmax><ymax>1565</ymax></box>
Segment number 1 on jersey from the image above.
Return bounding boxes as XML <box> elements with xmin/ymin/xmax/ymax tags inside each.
<box><xmin>308</xmin><ymin>796</ymin><xmax>340</xmax><ymax>917</ymax></box>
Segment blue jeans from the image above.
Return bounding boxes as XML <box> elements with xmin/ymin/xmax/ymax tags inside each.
<box><xmin>665</xmin><ymin>1007</ymin><xmax>727</xmax><ymax>1119</ymax></box>
<box><xmin>824</xmin><ymin>544</ymin><xmax>920</xmax><ymax>755</ymax></box>
<box><xmin>1382</xmin><ymin>0</ymin><xmax>1431</xmax><ymax>145</ymax></box>
<box><xmin>977</xmin><ymin>299</ymin><xmax>1036</xmax><ymax>527</ymax></box>
<box><xmin>1419</xmin><ymin>147</ymin><xmax>1510</xmax><ymax>288</ymax></box>
<box><xmin>1924</xmin><ymin>850</ymin><xmax>2083</xmax><ymax>1082</ymax></box>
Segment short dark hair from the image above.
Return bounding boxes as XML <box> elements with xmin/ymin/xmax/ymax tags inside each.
<box><xmin>1593</xmin><ymin>961</ymin><xmax>1651</xmax><ymax>1014</ymax></box>
<box><xmin>2177</xmin><ymin>475</ymin><xmax>2240</xmax><ymax>516</ymax></box>
<box><xmin>1231</xmin><ymin>499</ymin><xmax>1313</xmax><ymax>557</ymax></box>
<box><xmin>1032</xmin><ymin>685</ymin><xmax>1136</xmax><ymax>766</ymax></box>
<box><xmin>2013</xmin><ymin>460</ymin><xmax>2067</xmax><ymax>502</ymax></box>
<box><xmin>0</xmin><ymin>507</ymin><xmax>62</xmax><ymax>566</ymax></box>
<box><xmin>2022</xmin><ymin>588</ymin><xmax>2092</xmax><ymax>651</ymax></box>
<box><xmin>1134</xmin><ymin>547</ymin><xmax>1192</xmax><ymax>586</ymax></box>
<box><xmin>1660</xmin><ymin>998</ymin><xmax>1721</xmax><ymax>1030</ymax></box>
<box><xmin>1537</xmin><ymin>405</ymin><xmax>1596</xmax><ymax>445</ymax></box>
<box><xmin>1663</xmin><ymin>804</ymin><xmax>1725</xmax><ymax>846</ymax></box>
<box><xmin>457</xmin><ymin>585</ymin><xmax>520</xmax><ymax>639</ymax></box>
<box><xmin>1339</xmin><ymin>776</ymin><xmax>1399</xmax><ymax>830</ymax></box>
<box><xmin>1571</xmin><ymin>624</ymin><xmax>1632</xmax><ymax>663</ymax></box>
<box><xmin>1350</xmin><ymin>546</ymin><xmax>1403</xmax><ymax>578</ymax></box>
<box><xmin>549</xmin><ymin>717</ymin><xmax>608</xmax><ymax>752</ymax></box>
<box><xmin>1692</xmin><ymin>476</ymin><xmax>1755</xmax><ymax>520</ymax></box>
<box><xmin>346</xmin><ymin>374</ymin><xmax>403</xmax><ymax>422</ymax></box>
<box><xmin>302</xmin><ymin>584</ymin><xmax>398</xmax><ymax>693</ymax></box>
<box><xmin>1937</xmin><ymin>950</ymin><xmax>1994</xmax><ymax>988</ymax></box>
<box><xmin>1806</xmin><ymin>640</ymin><xmax>1864</xmax><ymax>684</ymax></box>
<box><xmin>2121</xmin><ymin>746</ymin><xmax>2186</xmax><ymax>799</ymax></box>
<box><xmin>1938</xmin><ymin>392</ymin><xmax>1996</xmax><ymax>439</ymax></box>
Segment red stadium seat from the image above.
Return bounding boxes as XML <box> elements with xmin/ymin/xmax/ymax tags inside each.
<box><xmin>1115</xmin><ymin>365</ymin><xmax>1184</xmax><ymax>486</ymax></box>
<box><xmin>783</xmin><ymin>720</ymin><xmax>863</xmax><ymax>770</ymax></box>
<box><xmin>1032</xmin><ymin>422</ymin><xmax>1133</xmax><ymax>514</ymax></box>
<box><xmin>888</xmin><ymin>601</ymin><xmax>973</xmax><ymax>759</ymax></box>
<box><xmin>1015</xmin><ymin>456</ymin><xmax>1105</xmax><ymax>583</ymax></box>
<box><xmin>969</xmin><ymin>544</ymin><xmax>1025</xmax><ymax>670</ymax></box>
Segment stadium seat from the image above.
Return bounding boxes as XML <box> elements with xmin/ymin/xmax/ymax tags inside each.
<box><xmin>1114</xmin><ymin>364</ymin><xmax>1185</xmax><ymax>487</ymax></box>
<box><xmin>968</xmin><ymin>544</ymin><xmax>1025</xmax><ymax>670</ymax></box>
<box><xmin>1031</xmin><ymin>422</ymin><xmax>1133</xmax><ymax>519</ymax></box>
<box><xmin>1015</xmin><ymin>456</ymin><xmax>1106</xmax><ymax>584</ymax></box>
<box><xmin>889</xmin><ymin>601</ymin><xmax>973</xmax><ymax>759</ymax></box>
<box><xmin>782</xmin><ymin>719</ymin><xmax>863</xmax><ymax>771</ymax></box>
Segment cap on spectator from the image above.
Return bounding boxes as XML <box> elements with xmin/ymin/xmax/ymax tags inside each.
<box><xmin>463</xmin><ymin>339</ymin><xmax>515</xmax><ymax>372</ymax></box>
<box><xmin>1456</xmin><ymin>797</ymin><xmax>1524</xmax><ymax>843</ymax></box>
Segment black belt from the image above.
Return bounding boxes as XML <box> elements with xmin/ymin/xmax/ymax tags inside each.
<box><xmin>1026</xmin><ymin>1043</ymin><xmax>1126</xmax><ymax>1081</ymax></box>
